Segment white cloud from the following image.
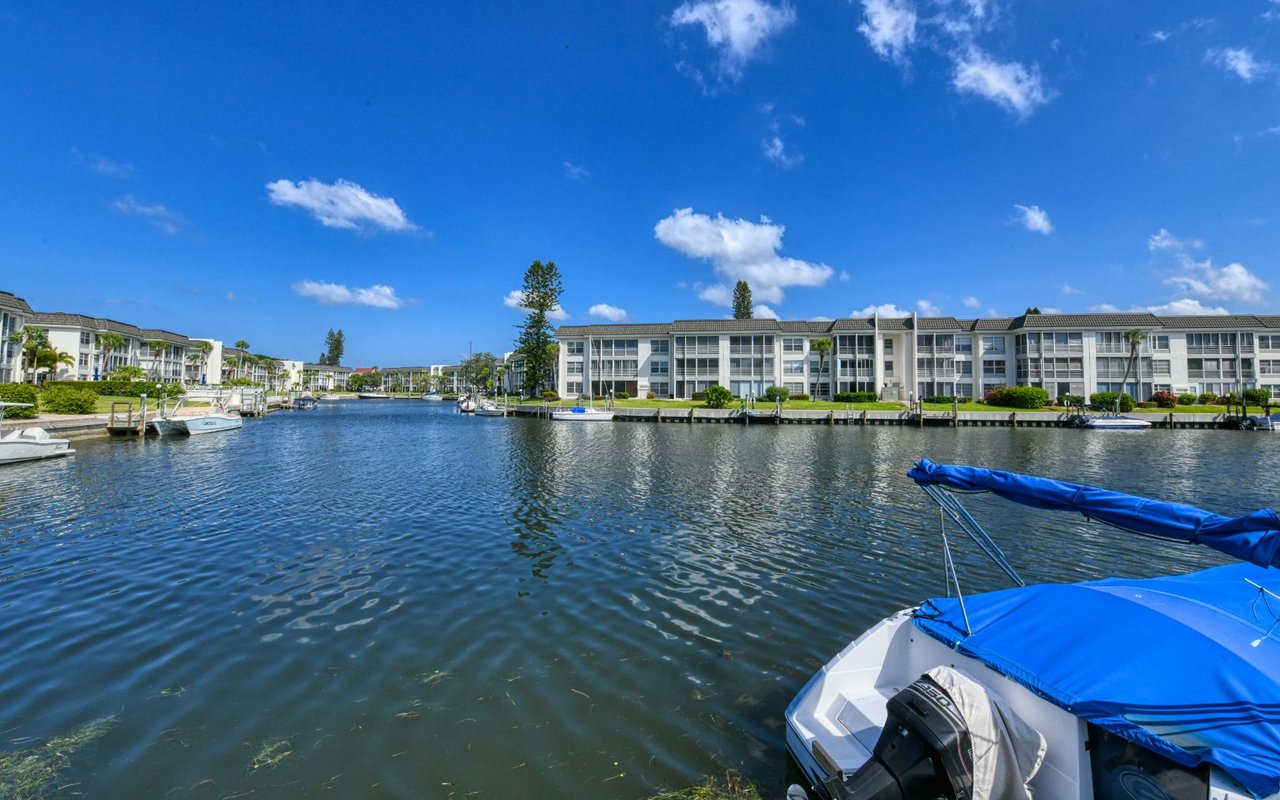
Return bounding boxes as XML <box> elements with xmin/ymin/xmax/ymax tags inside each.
<box><xmin>503</xmin><ymin>289</ymin><xmax>569</xmax><ymax>321</ymax></box>
<box><xmin>564</xmin><ymin>161</ymin><xmax>591</xmax><ymax>180</ymax></box>
<box><xmin>753</xmin><ymin>304</ymin><xmax>780</xmax><ymax>319</ymax></box>
<box><xmin>1014</xmin><ymin>204</ymin><xmax>1053</xmax><ymax>234</ymax></box>
<box><xmin>963</xmin><ymin>296</ymin><xmax>981</xmax><ymax>308</ymax></box>
<box><xmin>1151</xmin><ymin>30</ymin><xmax>1171</xmax><ymax>43</ymax></box>
<box><xmin>953</xmin><ymin>49</ymin><xmax>1051</xmax><ymax>119</ymax></box>
<box><xmin>670</xmin><ymin>0</ymin><xmax>796</xmax><ymax>80</ymax></box>
<box><xmin>916</xmin><ymin>299</ymin><xmax>941</xmax><ymax>316</ymax></box>
<box><xmin>589</xmin><ymin>303</ymin><xmax>628</xmax><ymax>321</ymax></box>
<box><xmin>1060</xmin><ymin>284</ymin><xmax>1083</xmax><ymax>295</ymax></box>
<box><xmin>1164</xmin><ymin>261</ymin><xmax>1269</xmax><ymax>304</ymax></box>
<box><xmin>292</xmin><ymin>280</ymin><xmax>406</xmax><ymax>309</ymax></box>
<box><xmin>763</xmin><ymin>135</ymin><xmax>802</xmax><ymax>166</ymax></box>
<box><xmin>266</xmin><ymin>178</ymin><xmax>416</xmax><ymax>232</ymax></box>
<box><xmin>1206</xmin><ymin>47</ymin><xmax>1274</xmax><ymax>82</ymax></box>
<box><xmin>1041</xmin><ymin>307</ymin><xmax>1063</xmax><ymax>314</ymax></box>
<box><xmin>858</xmin><ymin>0</ymin><xmax>918</xmax><ymax>64</ymax></box>
<box><xmin>698</xmin><ymin>284</ymin><xmax>733</xmax><ymax>305</ymax></box>
<box><xmin>1146</xmin><ymin>298</ymin><xmax>1230</xmax><ymax>316</ymax></box>
<box><xmin>654</xmin><ymin>208</ymin><xmax>834</xmax><ymax>306</ymax></box>
<box><xmin>1148</xmin><ymin>228</ymin><xmax>1203</xmax><ymax>252</ymax></box>
<box><xmin>852</xmin><ymin>303</ymin><xmax>911</xmax><ymax>317</ymax></box>
<box><xmin>1089</xmin><ymin>303</ymin><xmax>1121</xmax><ymax>313</ymax></box>
<box><xmin>113</xmin><ymin>195</ymin><xmax>182</xmax><ymax>235</ymax></box>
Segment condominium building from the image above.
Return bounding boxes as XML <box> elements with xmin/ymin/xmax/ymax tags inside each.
<box><xmin>31</xmin><ymin>312</ymin><xmax>199</xmax><ymax>384</ymax></box>
<box><xmin>0</xmin><ymin>290</ymin><xmax>32</xmax><ymax>383</ymax></box>
<box><xmin>554</xmin><ymin>312</ymin><xmax>1280</xmax><ymax>401</ymax></box>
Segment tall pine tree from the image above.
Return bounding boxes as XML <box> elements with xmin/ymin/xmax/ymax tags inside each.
<box><xmin>515</xmin><ymin>260</ymin><xmax>563</xmax><ymax>397</ymax></box>
<box><xmin>732</xmin><ymin>280</ymin><xmax>753</xmax><ymax>319</ymax></box>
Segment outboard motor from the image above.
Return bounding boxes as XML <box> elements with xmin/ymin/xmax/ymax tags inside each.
<box><xmin>824</xmin><ymin>675</ymin><xmax>974</xmax><ymax>800</ymax></box>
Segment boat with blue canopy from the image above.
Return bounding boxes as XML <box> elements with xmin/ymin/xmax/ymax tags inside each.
<box><xmin>786</xmin><ymin>459</ymin><xmax>1280</xmax><ymax>800</ymax></box>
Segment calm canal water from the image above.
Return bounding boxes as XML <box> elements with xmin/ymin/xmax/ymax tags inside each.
<box><xmin>2</xmin><ymin>402</ymin><xmax>1278</xmax><ymax>798</ymax></box>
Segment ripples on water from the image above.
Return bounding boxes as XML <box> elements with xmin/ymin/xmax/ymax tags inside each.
<box><xmin>0</xmin><ymin>403</ymin><xmax>1277</xmax><ymax>797</ymax></box>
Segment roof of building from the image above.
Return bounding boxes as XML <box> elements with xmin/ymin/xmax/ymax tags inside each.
<box><xmin>32</xmin><ymin>312</ymin><xmax>148</xmax><ymax>337</ymax></box>
<box><xmin>139</xmin><ymin>328</ymin><xmax>194</xmax><ymax>346</ymax></box>
<box><xmin>0</xmin><ymin>291</ymin><xmax>33</xmax><ymax>314</ymax></box>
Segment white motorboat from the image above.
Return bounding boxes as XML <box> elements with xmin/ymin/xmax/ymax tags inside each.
<box><xmin>356</xmin><ymin>392</ymin><xmax>390</xmax><ymax>399</ymax></box>
<box><xmin>295</xmin><ymin>393</ymin><xmax>317</xmax><ymax>410</ymax></box>
<box><xmin>457</xmin><ymin>395</ymin><xmax>477</xmax><ymax>413</ymax></box>
<box><xmin>1078</xmin><ymin>413</ymin><xmax>1152</xmax><ymax>429</ymax></box>
<box><xmin>551</xmin><ymin>405</ymin><xmax>614</xmax><ymax>421</ymax></box>
<box><xmin>153</xmin><ymin>399</ymin><xmax>242</xmax><ymax>436</ymax></box>
<box><xmin>1243</xmin><ymin>412</ymin><xmax>1280</xmax><ymax>431</ymax></box>
<box><xmin>0</xmin><ymin>403</ymin><xmax>74</xmax><ymax>464</ymax></box>
<box><xmin>421</xmin><ymin>392</ymin><xmax>445</xmax><ymax>402</ymax></box>
<box><xmin>786</xmin><ymin>459</ymin><xmax>1280</xmax><ymax>800</ymax></box>
<box><xmin>474</xmin><ymin>400</ymin><xmax>506</xmax><ymax>417</ymax></box>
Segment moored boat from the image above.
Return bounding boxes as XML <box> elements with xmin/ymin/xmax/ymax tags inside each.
<box><xmin>1079</xmin><ymin>413</ymin><xmax>1152</xmax><ymax>429</ymax></box>
<box><xmin>786</xmin><ymin>459</ymin><xmax>1280</xmax><ymax>800</ymax></box>
<box><xmin>551</xmin><ymin>405</ymin><xmax>614</xmax><ymax>421</ymax></box>
<box><xmin>356</xmin><ymin>392</ymin><xmax>390</xmax><ymax>399</ymax></box>
<box><xmin>0</xmin><ymin>403</ymin><xmax>75</xmax><ymax>464</ymax></box>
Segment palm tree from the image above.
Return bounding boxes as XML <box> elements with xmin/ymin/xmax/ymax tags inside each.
<box><xmin>147</xmin><ymin>340</ymin><xmax>168</xmax><ymax>381</ymax></box>
<box><xmin>7</xmin><ymin>326</ymin><xmax>50</xmax><ymax>383</ymax></box>
<box><xmin>97</xmin><ymin>331</ymin><xmax>126</xmax><ymax>381</ymax></box>
<box><xmin>194</xmin><ymin>340</ymin><xmax>213</xmax><ymax>384</ymax></box>
<box><xmin>811</xmin><ymin>338</ymin><xmax>832</xmax><ymax>400</ymax></box>
<box><xmin>223</xmin><ymin>356</ymin><xmax>240</xmax><ymax>383</ymax></box>
<box><xmin>1115</xmin><ymin>328</ymin><xmax>1146</xmax><ymax>414</ymax></box>
<box><xmin>35</xmin><ymin>346</ymin><xmax>75</xmax><ymax>379</ymax></box>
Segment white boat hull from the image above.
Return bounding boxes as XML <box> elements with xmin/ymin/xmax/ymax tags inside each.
<box><xmin>551</xmin><ymin>408</ymin><xmax>614</xmax><ymax>421</ymax></box>
<box><xmin>179</xmin><ymin>413</ymin><xmax>243</xmax><ymax>435</ymax></box>
<box><xmin>0</xmin><ymin>428</ymin><xmax>75</xmax><ymax>464</ymax></box>
<box><xmin>1082</xmin><ymin>415</ymin><xmax>1151</xmax><ymax>429</ymax></box>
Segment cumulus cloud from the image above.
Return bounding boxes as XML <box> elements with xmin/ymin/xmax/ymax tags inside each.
<box><xmin>654</xmin><ymin>208</ymin><xmax>834</xmax><ymax>306</ymax></box>
<box><xmin>503</xmin><ymin>289</ymin><xmax>569</xmax><ymax>321</ymax></box>
<box><xmin>963</xmin><ymin>296</ymin><xmax>981</xmax><ymax>308</ymax></box>
<box><xmin>858</xmin><ymin>0</ymin><xmax>917</xmax><ymax>63</ymax></box>
<box><xmin>1148</xmin><ymin>228</ymin><xmax>1203</xmax><ymax>252</ymax></box>
<box><xmin>266</xmin><ymin>178</ymin><xmax>416</xmax><ymax>232</ymax></box>
<box><xmin>1206</xmin><ymin>47</ymin><xmax>1274</xmax><ymax>82</ymax></box>
<box><xmin>1014</xmin><ymin>204</ymin><xmax>1053</xmax><ymax>234</ymax></box>
<box><xmin>916</xmin><ymin>299</ymin><xmax>941</xmax><ymax>316</ymax></box>
<box><xmin>292</xmin><ymin>280</ymin><xmax>406</xmax><ymax>309</ymax></box>
<box><xmin>1060</xmin><ymin>284</ymin><xmax>1083</xmax><ymax>295</ymax></box>
<box><xmin>113</xmin><ymin>195</ymin><xmax>182</xmax><ymax>235</ymax></box>
<box><xmin>670</xmin><ymin>0</ymin><xmax>796</xmax><ymax>80</ymax></box>
<box><xmin>953</xmin><ymin>49</ymin><xmax>1051</xmax><ymax>119</ymax></box>
<box><xmin>1164</xmin><ymin>261</ymin><xmax>1269</xmax><ymax>304</ymax></box>
<box><xmin>763</xmin><ymin>135</ymin><xmax>802</xmax><ymax>167</ymax></box>
<box><xmin>852</xmin><ymin>303</ymin><xmax>911</xmax><ymax>317</ymax></box>
<box><xmin>589</xmin><ymin>303</ymin><xmax>628</xmax><ymax>322</ymax></box>
<box><xmin>1089</xmin><ymin>303</ymin><xmax>1121</xmax><ymax>313</ymax></box>
<box><xmin>753</xmin><ymin>304</ymin><xmax>780</xmax><ymax>319</ymax></box>
<box><xmin>1147</xmin><ymin>298</ymin><xmax>1230</xmax><ymax>316</ymax></box>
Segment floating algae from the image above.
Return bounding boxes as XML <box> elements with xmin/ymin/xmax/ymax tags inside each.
<box><xmin>644</xmin><ymin>772</ymin><xmax>762</xmax><ymax>800</ymax></box>
<box><xmin>248</xmin><ymin>739</ymin><xmax>293</xmax><ymax>772</ymax></box>
<box><xmin>0</xmin><ymin>715</ymin><xmax>118</xmax><ymax>800</ymax></box>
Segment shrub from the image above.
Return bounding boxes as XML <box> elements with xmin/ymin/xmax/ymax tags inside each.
<box><xmin>1057</xmin><ymin>395</ymin><xmax>1084</xmax><ymax>407</ymax></box>
<box><xmin>41</xmin><ymin>385</ymin><xmax>97</xmax><ymax>414</ymax></box>
<box><xmin>1151</xmin><ymin>391</ymin><xmax>1178</xmax><ymax>409</ymax></box>
<box><xmin>764</xmin><ymin>386</ymin><xmax>791</xmax><ymax>403</ymax></box>
<box><xmin>646</xmin><ymin>391</ymin><xmax>656</xmax><ymax>400</ymax></box>
<box><xmin>1244</xmin><ymin>388</ymin><xmax>1270</xmax><ymax>406</ymax></box>
<box><xmin>0</xmin><ymin>383</ymin><xmax>39</xmax><ymax>418</ymax></box>
<box><xmin>1091</xmin><ymin>392</ymin><xmax>1135</xmax><ymax>412</ymax></box>
<box><xmin>791</xmin><ymin>393</ymin><xmax>810</xmax><ymax>401</ymax></box>
<box><xmin>613</xmin><ymin>391</ymin><xmax>630</xmax><ymax>400</ymax></box>
<box><xmin>1137</xmin><ymin>401</ymin><xmax>1158</xmax><ymax>409</ymax></box>
<box><xmin>836</xmin><ymin>391</ymin><xmax>878</xmax><ymax>403</ymax></box>
<box><xmin>1197</xmin><ymin>392</ymin><xmax>1218</xmax><ymax>405</ymax></box>
<box><xmin>1216</xmin><ymin>393</ymin><xmax>1238</xmax><ymax>405</ymax></box>
<box><xmin>691</xmin><ymin>391</ymin><xmax>708</xmax><ymax>402</ymax></box>
<box><xmin>45</xmin><ymin>379</ymin><xmax>184</xmax><ymax>398</ymax></box>
<box><xmin>541</xmin><ymin>390</ymin><xmax>559</xmax><ymax>401</ymax></box>
<box><xmin>987</xmin><ymin>386</ymin><xmax>1051</xmax><ymax>409</ymax></box>
<box><xmin>921</xmin><ymin>395</ymin><xmax>956</xmax><ymax>404</ymax></box>
<box><xmin>704</xmin><ymin>385</ymin><xmax>732</xmax><ymax>408</ymax></box>
<box><xmin>1177</xmin><ymin>393</ymin><xmax>1197</xmax><ymax>406</ymax></box>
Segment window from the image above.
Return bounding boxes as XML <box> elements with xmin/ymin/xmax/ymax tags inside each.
<box><xmin>566</xmin><ymin>342</ymin><xmax>584</xmax><ymax>356</ymax></box>
<box><xmin>649</xmin><ymin>381</ymin><xmax>669</xmax><ymax>397</ymax></box>
<box><xmin>566</xmin><ymin>381</ymin><xmax>583</xmax><ymax>395</ymax></box>
<box><xmin>957</xmin><ymin>382</ymin><xmax>973</xmax><ymax>399</ymax></box>
<box><xmin>1260</xmin><ymin>335</ymin><xmax>1280</xmax><ymax>350</ymax></box>
<box><xmin>1153</xmin><ymin>360</ymin><xmax>1171</xmax><ymax>376</ymax></box>
<box><xmin>651</xmin><ymin>360</ymin><xmax>668</xmax><ymax>375</ymax></box>
<box><xmin>78</xmin><ymin>353</ymin><xmax>89</xmax><ymax>368</ymax></box>
<box><xmin>808</xmin><ymin>359</ymin><xmax>830</xmax><ymax>374</ymax></box>
<box><xmin>782</xmin><ymin>337</ymin><xmax>804</xmax><ymax>353</ymax></box>
<box><xmin>650</xmin><ymin>339</ymin><xmax>669</xmax><ymax>354</ymax></box>
<box><xmin>982</xmin><ymin>336</ymin><xmax>1005</xmax><ymax>353</ymax></box>
<box><xmin>955</xmin><ymin>337</ymin><xmax>972</xmax><ymax>354</ymax></box>
<box><xmin>80</xmin><ymin>331</ymin><xmax>92</xmax><ymax>346</ymax></box>
<box><xmin>982</xmin><ymin>360</ymin><xmax>1004</xmax><ymax>377</ymax></box>
<box><xmin>783</xmin><ymin>360</ymin><xmax>804</xmax><ymax>375</ymax></box>
<box><xmin>883</xmin><ymin>360</ymin><xmax>894</xmax><ymax>377</ymax></box>
<box><xmin>1148</xmin><ymin>335</ymin><xmax>1170</xmax><ymax>352</ymax></box>
<box><xmin>957</xmin><ymin>361</ymin><xmax>973</xmax><ymax>377</ymax></box>
<box><xmin>883</xmin><ymin>339</ymin><xmax>894</xmax><ymax>355</ymax></box>
<box><xmin>784</xmin><ymin>382</ymin><xmax>804</xmax><ymax>394</ymax></box>
<box><xmin>566</xmin><ymin>362</ymin><xmax>583</xmax><ymax>375</ymax></box>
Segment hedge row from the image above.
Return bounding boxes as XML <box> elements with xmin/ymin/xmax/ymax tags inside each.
<box><xmin>0</xmin><ymin>383</ymin><xmax>39</xmax><ymax>418</ymax></box>
<box><xmin>986</xmin><ymin>386</ymin><xmax>1051</xmax><ymax>409</ymax></box>
<box><xmin>44</xmin><ymin>379</ymin><xmax>185</xmax><ymax>398</ymax></box>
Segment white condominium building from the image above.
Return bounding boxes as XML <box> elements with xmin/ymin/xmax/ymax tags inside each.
<box><xmin>0</xmin><ymin>290</ymin><xmax>32</xmax><ymax>383</ymax></box>
<box><xmin>554</xmin><ymin>312</ymin><xmax>1280</xmax><ymax>402</ymax></box>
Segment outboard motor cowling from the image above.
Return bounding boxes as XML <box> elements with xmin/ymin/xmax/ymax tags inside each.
<box><xmin>824</xmin><ymin>675</ymin><xmax>974</xmax><ymax>800</ymax></box>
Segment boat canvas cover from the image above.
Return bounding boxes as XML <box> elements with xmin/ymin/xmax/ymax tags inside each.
<box><xmin>914</xmin><ymin>563</ymin><xmax>1280</xmax><ymax>797</ymax></box>
<box><xmin>908</xmin><ymin>459</ymin><xmax>1280</xmax><ymax>569</ymax></box>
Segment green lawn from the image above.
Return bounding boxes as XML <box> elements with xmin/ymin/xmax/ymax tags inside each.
<box><xmin>532</xmin><ymin>398</ymin><xmax>906</xmax><ymax>412</ymax></box>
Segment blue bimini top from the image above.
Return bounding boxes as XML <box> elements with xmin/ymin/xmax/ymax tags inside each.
<box><xmin>905</xmin><ymin>460</ymin><xmax>1280</xmax><ymax>796</ymax></box>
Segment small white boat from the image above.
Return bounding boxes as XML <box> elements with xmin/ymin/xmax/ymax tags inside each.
<box><xmin>786</xmin><ymin>459</ymin><xmax>1280</xmax><ymax>800</ymax></box>
<box><xmin>357</xmin><ymin>392</ymin><xmax>390</xmax><ymax>399</ymax></box>
<box><xmin>474</xmin><ymin>400</ymin><xmax>506</xmax><ymax>417</ymax></box>
<box><xmin>153</xmin><ymin>399</ymin><xmax>242</xmax><ymax>436</ymax></box>
<box><xmin>457</xmin><ymin>395</ymin><xmax>477</xmax><ymax>413</ymax></box>
<box><xmin>0</xmin><ymin>403</ymin><xmax>75</xmax><ymax>464</ymax></box>
<box><xmin>551</xmin><ymin>405</ymin><xmax>614</xmax><ymax>422</ymax></box>
<box><xmin>1243</xmin><ymin>412</ymin><xmax>1280</xmax><ymax>431</ymax></box>
<box><xmin>421</xmin><ymin>392</ymin><xmax>445</xmax><ymax>402</ymax></box>
<box><xmin>1080</xmin><ymin>414</ymin><xmax>1152</xmax><ymax>429</ymax></box>
<box><xmin>295</xmin><ymin>393</ymin><xmax>317</xmax><ymax>410</ymax></box>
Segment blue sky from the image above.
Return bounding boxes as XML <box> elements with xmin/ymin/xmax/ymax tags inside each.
<box><xmin>2</xmin><ymin>2</ymin><xmax>1278</xmax><ymax>366</ymax></box>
